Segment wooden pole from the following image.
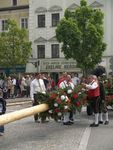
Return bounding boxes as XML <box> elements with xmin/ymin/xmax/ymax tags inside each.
<box><xmin>0</xmin><ymin>104</ymin><xmax>49</xmax><ymax>126</ymax></box>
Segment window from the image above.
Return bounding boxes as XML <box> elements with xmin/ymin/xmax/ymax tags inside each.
<box><xmin>51</xmin><ymin>44</ymin><xmax>59</xmax><ymax>58</ymax></box>
<box><xmin>52</xmin><ymin>13</ymin><xmax>60</xmax><ymax>27</ymax></box>
<box><xmin>1</xmin><ymin>20</ymin><xmax>8</xmax><ymax>31</ymax></box>
<box><xmin>37</xmin><ymin>45</ymin><xmax>45</xmax><ymax>58</ymax></box>
<box><xmin>21</xmin><ymin>18</ymin><xmax>28</xmax><ymax>29</ymax></box>
<box><xmin>38</xmin><ymin>15</ymin><xmax>45</xmax><ymax>28</ymax></box>
<box><xmin>12</xmin><ymin>0</ymin><xmax>17</xmax><ymax>6</ymax></box>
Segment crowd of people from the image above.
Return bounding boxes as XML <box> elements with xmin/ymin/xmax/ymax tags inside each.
<box><xmin>0</xmin><ymin>71</ymin><xmax>112</xmax><ymax>135</ymax></box>
<box><xmin>0</xmin><ymin>72</ymin><xmax>80</xmax><ymax>100</ymax></box>
<box><xmin>0</xmin><ymin>74</ymin><xmax>55</xmax><ymax>99</ymax></box>
<box><xmin>30</xmin><ymin>72</ymin><xmax>80</xmax><ymax>125</ymax></box>
<box><xmin>30</xmin><ymin>71</ymin><xmax>111</xmax><ymax>127</ymax></box>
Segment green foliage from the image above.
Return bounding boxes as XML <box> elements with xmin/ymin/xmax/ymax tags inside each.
<box><xmin>80</xmin><ymin>0</ymin><xmax>87</xmax><ymax>6</ymax></box>
<box><xmin>0</xmin><ymin>19</ymin><xmax>32</xmax><ymax>69</ymax></box>
<box><xmin>56</xmin><ymin>0</ymin><xmax>107</xmax><ymax>75</ymax></box>
<box><xmin>34</xmin><ymin>85</ymin><xmax>87</xmax><ymax>121</ymax></box>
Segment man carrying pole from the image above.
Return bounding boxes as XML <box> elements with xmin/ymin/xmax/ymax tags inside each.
<box><xmin>30</xmin><ymin>73</ymin><xmax>46</xmax><ymax>123</ymax></box>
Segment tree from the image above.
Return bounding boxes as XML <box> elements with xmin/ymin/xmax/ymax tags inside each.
<box><xmin>0</xmin><ymin>19</ymin><xmax>32</xmax><ymax>72</ymax></box>
<box><xmin>56</xmin><ymin>0</ymin><xmax>106</xmax><ymax>76</ymax></box>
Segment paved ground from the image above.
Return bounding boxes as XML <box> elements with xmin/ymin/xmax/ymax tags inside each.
<box><xmin>87</xmin><ymin>110</ymin><xmax>113</xmax><ymax>150</ymax></box>
<box><xmin>6</xmin><ymin>97</ymin><xmax>31</xmax><ymax>103</ymax></box>
<box><xmin>1</xmin><ymin>99</ymin><xmax>113</xmax><ymax>150</ymax></box>
<box><xmin>0</xmin><ymin>104</ymin><xmax>90</xmax><ymax>150</ymax></box>
<box><xmin>6</xmin><ymin>97</ymin><xmax>32</xmax><ymax>107</ymax></box>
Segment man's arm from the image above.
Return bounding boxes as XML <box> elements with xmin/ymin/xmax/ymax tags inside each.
<box><xmin>85</xmin><ymin>82</ymin><xmax>98</xmax><ymax>90</ymax></box>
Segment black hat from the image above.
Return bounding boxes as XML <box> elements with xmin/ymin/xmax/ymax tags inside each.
<box><xmin>92</xmin><ymin>66</ymin><xmax>106</xmax><ymax>77</ymax></box>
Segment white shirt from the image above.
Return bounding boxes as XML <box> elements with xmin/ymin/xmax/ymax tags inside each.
<box><xmin>86</xmin><ymin>80</ymin><xmax>98</xmax><ymax>90</ymax></box>
<box><xmin>12</xmin><ymin>78</ymin><xmax>16</xmax><ymax>86</ymax></box>
<box><xmin>72</xmin><ymin>77</ymin><xmax>80</xmax><ymax>86</ymax></box>
<box><xmin>30</xmin><ymin>78</ymin><xmax>46</xmax><ymax>100</ymax></box>
<box><xmin>59</xmin><ymin>80</ymin><xmax>74</xmax><ymax>90</ymax></box>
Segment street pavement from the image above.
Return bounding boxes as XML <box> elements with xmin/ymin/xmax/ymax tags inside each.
<box><xmin>0</xmin><ymin>99</ymin><xmax>113</xmax><ymax>150</ymax></box>
<box><xmin>6</xmin><ymin>97</ymin><xmax>32</xmax><ymax>106</ymax></box>
<box><xmin>0</xmin><ymin>103</ymin><xmax>91</xmax><ymax>150</ymax></box>
<box><xmin>87</xmin><ymin>110</ymin><xmax>113</xmax><ymax>150</ymax></box>
<box><xmin>6</xmin><ymin>97</ymin><xmax>31</xmax><ymax>103</ymax></box>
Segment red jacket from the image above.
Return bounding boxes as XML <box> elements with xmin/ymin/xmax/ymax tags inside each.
<box><xmin>88</xmin><ymin>86</ymin><xmax>100</xmax><ymax>98</ymax></box>
<box><xmin>57</xmin><ymin>78</ymin><xmax>65</xmax><ymax>88</ymax></box>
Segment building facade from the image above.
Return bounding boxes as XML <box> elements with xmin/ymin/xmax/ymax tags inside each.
<box><xmin>0</xmin><ymin>0</ymin><xmax>29</xmax><ymax>74</ymax></box>
<box><xmin>0</xmin><ymin>0</ymin><xmax>29</xmax><ymax>31</ymax></box>
<box><xmin>27</xmin><ymin>0</ymin><xmax>113</xmax><ymax>76</ymax></box>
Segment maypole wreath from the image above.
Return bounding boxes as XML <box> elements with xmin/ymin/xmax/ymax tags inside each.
<box><xmin>34</xmin><ymin>76</ymin><xmax>113</xmax><ymax>121</ymax></box>
<box><xmin>35</xmin><ymin>85</ymin><xmax>87</xmax><ymax>121</ymax></box>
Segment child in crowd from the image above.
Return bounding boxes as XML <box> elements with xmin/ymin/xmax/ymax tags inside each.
<box><xmin>0</xmin><ymin>89</ymin><xmax>6</xmax><ymax>136</ymax></box>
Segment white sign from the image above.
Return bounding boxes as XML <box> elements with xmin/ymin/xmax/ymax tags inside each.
<box><xmin>40</xmin><ymin>59</ymin><xmax>81</xmax><ymax>72</ymax></box>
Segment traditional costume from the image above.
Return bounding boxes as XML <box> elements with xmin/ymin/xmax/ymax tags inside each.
<box><xmin>59</xmin><ymin>75</ymin><xmax>74</xmax><ymax>125</ymax></box>
<box><xmin>85</xmin><ymin>75</ymin><xmax>100</xmax><ymax>127</ymax></box>
<box><xmin>98</xmin><ymin>78</ymin><xmax>109</xmax><ymax>125</ymax></box>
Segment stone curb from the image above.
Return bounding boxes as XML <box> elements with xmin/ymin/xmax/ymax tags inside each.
<box><xmin>7</xmin><ymin>101</ymin><xmax>32</xmax><ymax>106</ymax></box>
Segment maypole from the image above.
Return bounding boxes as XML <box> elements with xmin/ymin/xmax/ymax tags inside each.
<box><xmin>0</xmin><ymin>104</ymin><xmax>49</xmax><ymax>126</ymax></box>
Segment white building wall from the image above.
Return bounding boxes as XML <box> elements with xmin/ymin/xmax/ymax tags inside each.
<box><xmin>104</xmin><ymin>0</ymin><xmax>112</xmax><ymax>55</ymax></box>
<box><xmin>27</xmin><ymin>0</ymin><xmax>113</xmax><ymax>74</ymax></box>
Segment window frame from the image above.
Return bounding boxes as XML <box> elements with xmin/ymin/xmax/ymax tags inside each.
<box><xmin>51</xmin><ymin>13</ymin><xmax>60</xmax><ymax>27</ymax></box>
<box><xmin>37</xmin><ymin>14</ymin><xmax>45</xmax><ymax>28</ymax></box>
<box><xmin>51</xmin><ymin>44</ymin><xmax>60</xmax><ymax>58</ymax></box>
<box><xmin>20</xmin><ymin>17</ymin><xmax>28</xmax><ymax>29</ymax></box>
<box><xmin>12</xmin><ymin>0</ymin><xmax>18</xmax><ymax>6</ymax></box>
<box><xmin>37</xmin><ymin>45</ymin><xmax>45</xmax><ymax>59</ymax></box>
<box><xmin>1</xmin><ymin>19</ymin><xmax>8</xmax><ymax>31</ymax></box>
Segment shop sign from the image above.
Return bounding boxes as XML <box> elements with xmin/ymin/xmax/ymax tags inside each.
<box><xmin>40</xmin><ymin>59</ymin><xmax>80</xmax><ymax>72</ymax></box>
